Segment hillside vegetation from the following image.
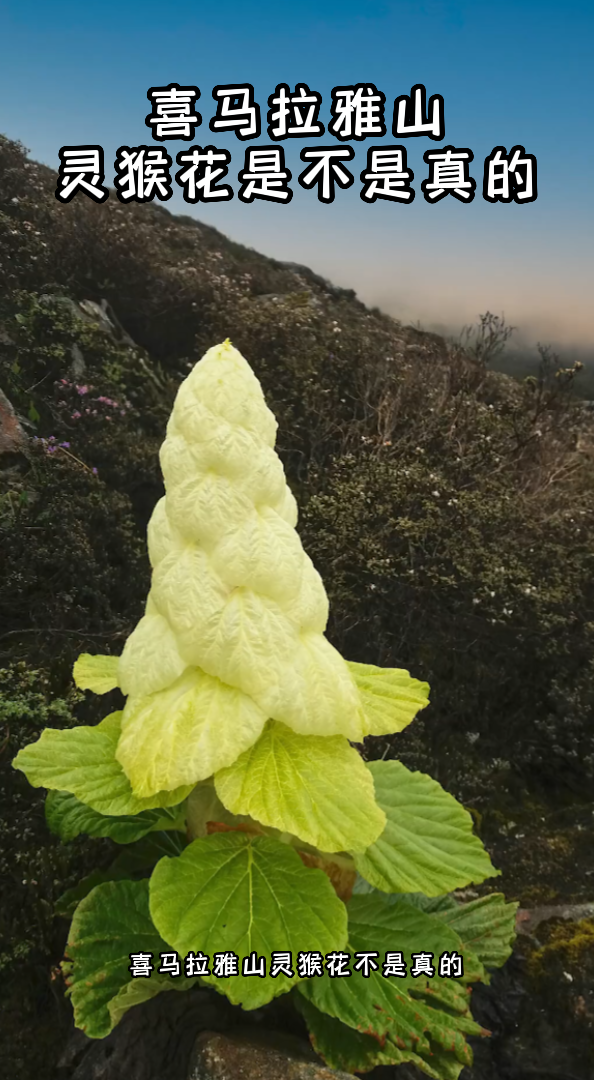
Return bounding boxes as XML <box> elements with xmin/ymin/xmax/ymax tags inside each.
<box><xmin>1</xmin><ymin>133</ymin><xmax>593</xmax><ymax>1079</ymax></box>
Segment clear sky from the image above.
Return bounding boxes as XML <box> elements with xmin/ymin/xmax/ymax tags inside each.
<box><xmin>1</xmin><ymin>0</ymin><xmax>592</xmax><ymax>349</ymax></box>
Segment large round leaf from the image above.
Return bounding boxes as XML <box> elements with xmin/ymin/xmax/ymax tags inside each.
<box><xmin>116</xmin><ymin>667</ymin><xmax>267</xmax><ymax>797</ymax></box>
<box><xmin>13</xmin><ymin>712</ymin><xmax>192</xmax><ymax>815</ymax></box>
<box><xmin>412</xmin><ymin>892</ymin><xmax>518</xmax><ymax>973</ymax></box>
<box><xmin>63</xmin><ymin>879</ymin><xmax>174</xmax><ymax>1038</ymax></box>
<box><xmin>149</xmin><ymin>832</ymin><xmax>348</xmax><ymax>1008</ymax></box>
<box><xmin>354</xmin><ymin>760</ymin><xmax>498</xmax><ymax>895</ymax></box>
<box><xmin>214</xmin><ymin>720</ymin><xmax>385</xmax><ymax>853</ymax></box>
<box><xmin>45</xmin><ymin>790</ymin><xmax>185</xmax><ymax>845</ymax></box>
<box><xmin>72</xmin><ymin>653</ymin><xmax>120</xmax><ymax>694</ymax></box>
<box><xmin>299</xmin><ymin>893</ymin><xmax>487</xmax><ymax>1077</ymax></box>
<box><xmin>347</xmin><ymin>661</ymin><xmax>430</xmax><ymax>736</ymax></box>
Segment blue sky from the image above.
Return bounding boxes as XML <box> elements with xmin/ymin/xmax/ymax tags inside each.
<box><xmin>1</xmin><ymin>0</ymin><xmax>592</xmax><ymax>348</ymax></box>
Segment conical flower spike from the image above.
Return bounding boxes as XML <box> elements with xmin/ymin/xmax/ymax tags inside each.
<box><xmin>116</xmin><ymin>342</ymin><xmax>366</xmax><ymax>796</ymax></box>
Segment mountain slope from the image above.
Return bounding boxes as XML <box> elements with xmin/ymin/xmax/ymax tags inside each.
<box><xmin>1</xmin><ymin>131</ymin><xmax>594</xmax><ymax>1080</ymax></box>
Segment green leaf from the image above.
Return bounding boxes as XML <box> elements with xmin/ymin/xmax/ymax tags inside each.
<box><xmin>62</xmin><ymin>879</ymin><xmax>172</xmax><ymax>1038</ymax></box>
<box><xmin>109</xmin><ymin>830</ymin><xmax>188</xmax><ymax>868</ymax></box>
<box><xmin>28</xmin><ymin>401</ymin><xmax>40</xmax><ymax>423</ymax></box>
<box><xmin>149</xmin><ymin>832</ymin><xmax>348</xmax><ymax>1009</ymax></box>
<box><xmin>299</xmin><ymin>893</ymin><xmax>487</xmax><ymax>1079</ymax></box>
<box><xmin>347</xmin><ymin>661</ymin><xmax>430</xmax><ymax>736</ymax></box>
<box><xmin>185</xmin><ymin>780</ymin><xmax>305</xmax><ymax>850</ymax></box>
<box><xmin>73</xmin><ymin>653</ymin><xmax>120</xmax><ymax>694</ymax></box>
<box><xmin>354</xmin><ymin>761</ymin><xmax>498</xmax><ymax>896</ymax></box>
<box><xmin>357</xmin><ymin>889</ymin><xmax>518</xmax><ymax>978</ymax></box>
<box><xmin>214</xmin><ymin>720</ymin><xmax>386</xmax><ymax>853</ymax></box>
<box><xmin>55</xmin><ymin>870</ymin><xmax>122</xmax><ymax>919</ymax></box>
<box><xmin>45</xmin><ymin>790</ymin><xmax>186</xmax><ymax>844</ymax></box>
<box><xmin>13</xmin><ymin>711</ymin><xmax>193</xmax><ymax>815</ymax></box>
<box><xmin>405</xmin><ymin>894</ymin><xmax>460</xmax><ymax>914</ymax></box>
<box><xmin>107</xmin><ymin>974</ymin><xmax>191</xmax><ymax>1030</ymax></box>
<box><xmin>185</xmin><ymin>780</ymin><xmax>255</xmax><ymax>838</ymax></box>
<box><xmin>116</xmin><ymin>667</ymin><xmax>267</xmax><ymax>798</ymax></box>
<box><xmin>55</xmin><ymin>832</ymin><xmax>190</xmax><ymax>917</ymax></box>
<box><xmin>297</xmin><ymin>996</ymin><xmax>467</xmax><ymax>1079</ymax></box>
<box><xmin>417</xmin><ymin>893</ymin><xmax>518</xmax><ymax>973</ymax></box>
<box><xmin>296</xmin><ymin>996</ymin><xmax>393</xmax><ymax>1073</ymax></box>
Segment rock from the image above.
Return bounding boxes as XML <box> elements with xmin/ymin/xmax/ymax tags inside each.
<box><xmin>78</xmin><ymin>298</ymin><xmax>137</xmax><ymax>346</ymax></box>
<box><xmin>70</xmin><ymin>342</ymin><xmax>86</xmax><ymax>380</ymax></box>
<box><xmin>463</xmin><ymin>910</ymin><xmax>594</xmax><ymax>1080</ymax></box>
<box><xmin>0</xmin><ymin>386</ymin><xmax>27</xmax><ymax>455</ymax></box>
<box><xmin>56</xmin><ymin>989</ymin><xmax>235</xmax><ymax>1080</ymax></box>
<box><xmin>37</xmin><ymin>293</ymin><xmax>137</xmax><ymax>347</ymax></box>
<box><xmin>56</xmin><ymin>994</ymin><xmax>355</xmax><ymax>1080</ymax></box>
<box><xmin>515</xmin><ymin>902</ymin><xmax>594</xmax><ymax>938</ymax></box>
<box><xmin>0</xmin><ymin>385</ymin><xmax>30</xmax><ymax>483</ymax></box>
<box><xmin>187</xmin><ymin>1029</ymin><xmax>354</xmax><ymax>1080</ymax></box>
<box><xmin>38</xmin><ymin>293</ymin><xmax>87</xmax><ymax>323</ymax></box>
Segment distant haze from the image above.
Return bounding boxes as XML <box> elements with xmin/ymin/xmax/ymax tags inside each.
<box><xmin>202</xmin><ymin>209</ymin><xmax>593</xmax><ymax>356</ymax></box>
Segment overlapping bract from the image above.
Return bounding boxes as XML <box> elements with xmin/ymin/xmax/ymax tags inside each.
<box><xmin>115</xmin><ymin>340</ymin><xmax>371</xmax><ymax>796</ymax></box>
